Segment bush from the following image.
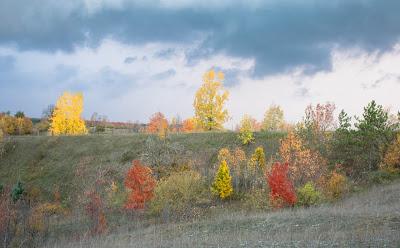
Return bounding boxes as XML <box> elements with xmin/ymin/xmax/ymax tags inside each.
<box><xmin>211</xmin><ymin>160</ymin><xmax>233</xmax><ymax>199</ymax></box>
<box><xmin>11</xmin><ymin>181</ymin><xmax>24</xmax><ymax>203</ymax></box>
<box><xmin>242</xmin><ymin>188</ymin><xmax>269</xmax><ymax>210</ymax></box>
<box><xmin>367</xmin><ymin>170</ymin><xmax>400</xmax><ymax>184</ymax></box>
<box><xmin>124</xmin><ymin>160</ymin><xmax>156</xmax><ymax>210</ymax></box>
<box><xmin>237</xmin><ymin>115</ymin><xmax>255</xmax><ymax>145</ymax></box>
<box><xmin>266</xmin><ymin>162</ymin><xmax>296</xmax><ymax>208</ymax></box>
<box><xmin>326</xmin><ymin>171</ymin><xmax>347</xmax><ymax>199</ymax></box>
<box><xmin>383</xmin><ymin>133</ymin><xmax>400</xmax><ymax>170</ymax></box>
<box><xmin>249</xmin><ymin>146</ymin><xmax>266</xmax><ymax>169</ymax></box>
<box><xmin>279</xmin><ymin>130</ymin><xmax>327</xmax><ymax>186</ymax></box>
<box><xmin>296</xmin><ymin>182</ymin><xmax>321</xmax><ymax>207</ymax></box>
<box><xmin>148</xmin><ymin>170</ymin><xmax>209</xmax><ymax>219</ymax></box>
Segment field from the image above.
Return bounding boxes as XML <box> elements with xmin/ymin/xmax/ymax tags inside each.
<box><xmin>1</xmin><ymin>132</ymin><xmax>400</xmax><ymax>247</ymax></box>
<box><xmin>0</xmin><ymin>132</ymin><xmax>283</xmax><ymax>201</ymax></box>
<box><xmin>49</xmin><ymin>181</ymin><xmax>400</xmax><ymax>247</ymax></box>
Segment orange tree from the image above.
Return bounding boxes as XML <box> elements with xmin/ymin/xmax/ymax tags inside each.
<box><xmin>124</xmin><ymin>160</ymin><xmax>156</xmax><ymax>209</ymax></box>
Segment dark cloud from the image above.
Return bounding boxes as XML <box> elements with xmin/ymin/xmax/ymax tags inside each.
<box><xmin>1</xmin><ymin>0</ymin><xmax>400</xmax><ymax>77</ymax></box>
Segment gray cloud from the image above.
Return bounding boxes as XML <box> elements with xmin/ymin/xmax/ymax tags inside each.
<box><xmin>151</xmin><ymin>69</ymin><xmax>176</xmax><ymax>80</ymax></box>
<box><xmin>1</xmin><ymin>1</ymin><xmax>400</xmax><ymax>77</ymax></box>
<box><xmin>154</xmin><ymin>48</ymin><xmax>176</xmax><ymax>59</ymax></box>
<box><xmin>124</xmin><ymin>56</ymin><xmax>137</xmax><ymax>64</ymax></box>
<box><xmin>0</xmin><ymin>55</ymin><xmax>15</xmax><ymax>73</ymax></box>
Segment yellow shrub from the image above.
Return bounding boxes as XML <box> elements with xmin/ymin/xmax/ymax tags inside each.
<box><xmin>249</xmin><ymin>146</ymin><xmax>266</xmax><ymax>169</ymax></box>
<box><xmin>383</xmin><ymin>133</ymin><xmax>400</xmax><ymax>170</ymax></box>
<box><xmin>326</xmin><ymin>171</ymin><xmax>347</xmax><ymax>199</ymax></box>
<box><xmin>211</xmin><ymin>160</ymin><xmax>233</xmax><ymax>199</ymax></box>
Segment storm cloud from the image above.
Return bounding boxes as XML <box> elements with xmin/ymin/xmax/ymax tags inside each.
<box><xmin>1</xmin><ymin>0</ymin><xmax>400</xmax><ymax>76</ymax></box>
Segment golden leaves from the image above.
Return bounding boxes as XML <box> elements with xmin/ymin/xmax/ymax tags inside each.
<box><xmin>50</xmin><ymin>92</ymin><xmax>87</xmax><ymax>135</ymax></box>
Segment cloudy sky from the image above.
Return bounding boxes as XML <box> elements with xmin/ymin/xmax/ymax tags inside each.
<box><xmin>1</xmin><ymin>0</ymin><xmax>400</xmax><ymax>127</ymax></box>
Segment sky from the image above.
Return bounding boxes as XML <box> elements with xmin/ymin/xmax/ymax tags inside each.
<box><xmin>1</xmin><ymin>0</ymin><xmax>400</xmax><ymax>128</ymax></box>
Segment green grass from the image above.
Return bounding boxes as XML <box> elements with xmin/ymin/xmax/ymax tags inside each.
<box><xmin>0</xmin><ymin>132</ymin><xmax>284</xmax><ymax>203</ymax></box>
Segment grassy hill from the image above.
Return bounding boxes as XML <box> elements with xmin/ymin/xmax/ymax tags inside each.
<box><xmin>48</xmin><ymin>181</ymin><xmax>400</xmax><ymax>247</ymax></box>
<box><xmin>0</xmin><ymin>132</ymin><xmax>284</xmax><ymax>202</ymax></box>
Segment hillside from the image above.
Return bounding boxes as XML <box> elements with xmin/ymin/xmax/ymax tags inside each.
<box><xmin>0</xmin><ymin>132</ymin><xmax>284</xmax><ymax>201</ymax></box>
<box><xmin>48</xmin><ymin>181</ymin><xmax>400</xmax><ymax>247</ymax></box>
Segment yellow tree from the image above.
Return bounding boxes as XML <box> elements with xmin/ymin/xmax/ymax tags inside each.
<box><xmin>211</xmin><ymin>160</ymin><xmax>233</xmax><ymax>199</ymax></box>
<box><xmin>262</xmin><ymin>104</ymin><xmax>285</xmax><ymax>131</ymax></box>
<box><xmin>50</xmin><ymin>92</ymin><xmax>87</xmax><ymax>135</ymax></box>
<box><xmin>193</xmin><ymin>70</ymin><xmax>229</xmax><ymax>131</ymax></box>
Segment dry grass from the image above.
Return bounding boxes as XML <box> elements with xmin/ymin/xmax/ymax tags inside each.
<box><xmin>49</xmin><ymin>181</ymin><xmax>400</xmax><ymax>248</ymax></box>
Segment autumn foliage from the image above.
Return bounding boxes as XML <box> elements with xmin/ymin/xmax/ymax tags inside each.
<box><xmin>211</xmin><ymin>160</ymin><xmax>233</xmax><ymax>199</ymax></box>
<box><xmin>266</xmin><ymin>162</ymin><xmax>297</xmax><ymax>208</ymax></box>
<box><xmin>383</xmin><ymin>133</ymin><xmax>400</xmax><ymax>170</ymax></box>
<box><xmin>147</xmin><ymin>112</ymin><xmax>169</xmax><ymax>138</ymax></box>
<box><xmin>279</xmin><ymin>130</ymin><xmax>327</xmax><ymax>186</ymax></box>
<box><xmin>182</xmin><ymin>118</ymin><xmax>196</xmax><ymax>132</ymax></box>
<box><xmin>194</xmin><ymin>70</ymin><xmax>229</xmax><ymax>131</ymax></box>
<box><xmin>50</xmin><ymin>92</ymin><xmax>87</xmax><ymax>135</ymax></box>
<box><xmin>124</xmin><ymin>160</ymin><xmax>156</xmax><ymax>209</ymax></box>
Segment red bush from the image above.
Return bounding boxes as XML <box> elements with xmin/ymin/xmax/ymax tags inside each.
<box><xmin>266</xmin><ymin>162</ymin><xmax>297</xmax><ymax>208</ymax></box>
<box><xmin>124</xmin><ymin>160</ymin><xmax>156</xmax><ymax>209</ymax></box>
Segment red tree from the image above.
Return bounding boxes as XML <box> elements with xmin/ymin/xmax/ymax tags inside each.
<box><xmin>266</xmin><ymin>162</ymin><xmax>297</xmax><ymax>208</ymax></box>
<box><xmin>124</xmin><ymin>160</ymin><xmax>156</xmax><ymax>209</ymax></box>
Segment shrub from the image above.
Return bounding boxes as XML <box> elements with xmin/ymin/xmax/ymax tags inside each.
<box><xmin>148</xmin><ymin>171</ymin><xmax>209</xmax><ymax>219</ymax></box>
<box><xmin>326</xmin><ymin>171</ymin><xmax>347</xmax><ymax>199</ymax></box>
<box><xmin>237</xmin><ymin>115</ymin><xmax>255</xmax><ymax>145</ymax></box>
<box><xmin>296</xmin><ymin>182</ymin><xmax>321</xmax><ymax>207</ymax></box>
<box><xmin>0</xmin><ymin>187</ymin><xmax>16</xmax><ymax>248</ymax></box>
<box><xmin>124</xmin><ymin>160</ymin><xmax>156</xmax><ymax>209</ymax></box>
<box><xmin>28</xmin><ymin>203</ymin><xmax>65</xmax><ymax>234</ymax></box>
<box><xmin>217</xmin><ymin>148</ymin><xmax>234</xmax><ymax>165</ymax></box>
<box><xmin>249</xmin><ymin>146</ymin><xmax>266</xmax><ymax>169</ymax></box>
<box><xmin>106</xmin><ymin>181</ymin><xmax>127</xmax><ymax>209</ymax></box>
<box><xmin>266</xmin><ymin>162</ymin><xmax>296</xmax><ymax>208</ymax></box>
<box><xmin>211</xmin><ymin>160</ymin><xmax>233</xmax><ymax>199</ymax></box>
<box><xmin>11</xmin><ymin>181</ymin><xmax>24</xmax><ymax>203</ymax></box>
<box><xmin>85</xmin><ymin>191</ymin><xmax>107</xmax><ymax>235</ymax></box>
<box><xmin>383</xmin><ymin>133</ymin><xmax>400</xmax><ymax>170</ymax></box>
<box><xmin>279</xmin><ymin>130</ymin><xmax>327</xmax><ymax>186</ymax></box>
<box><xmin>242</xmin><ymin>188</ymin><xmax>269</xmax><ymax>210</ymax></box>
<box><xmin>141</xmin><ymin>136</ymin><xmax>185</xmax><ymax>169</ymax></box>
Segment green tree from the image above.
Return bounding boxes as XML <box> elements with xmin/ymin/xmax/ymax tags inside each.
<box><xmin>355</xmin><ymin>100</ymin><xmax>397</xmax><ymax>171</ymax></box>
<box><xmin>14</xmin><ymin>111</ymin><xmax>25</xmax><ymax>118</ymax></box>
<box><xmin>211</xmin><ymin>160</ymin><xmax>233</xmax><ymax>199</ymax></box>
<box><xmin>330</xmin><ymin>101</ymin><xmax>397</xmax><ymax>177</ymax></box>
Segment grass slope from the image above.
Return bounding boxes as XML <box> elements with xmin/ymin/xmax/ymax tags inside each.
<box><xmin>0</xmin><ymin>132</ymin><xmax>284</xmax><ymax>202</ymax></box>
<box><xmin>50</xmin><ymin>181</ymin><xmax>400</xmax><ymax>247</ymax></box>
